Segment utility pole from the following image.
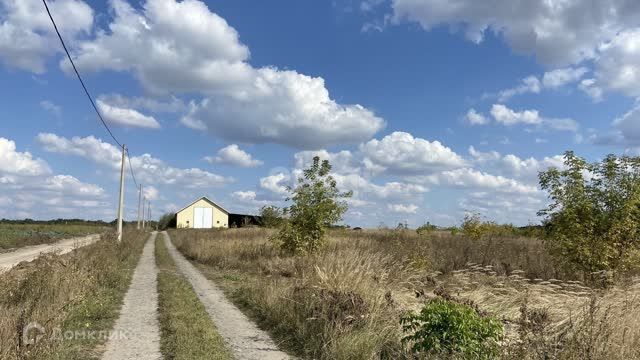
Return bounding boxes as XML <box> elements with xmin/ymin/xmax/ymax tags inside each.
<box><xmin>147</xmin><ymin>201</ymin><xmax>151</xmax><ymax>229</ymax></box>
<box><xmin>137</xmin><ymin>184</ymin><xmax>143</xmax><ymax>230</ymax></box>
<box><xmin>116</xmin><ymin>144</ymin><xmax>126</xmax><ymax>242</ymax></box>
<box><xmin>142</xmin><ymin>197</ymin><xmax>146</xmax><ymax>230</ymax></box>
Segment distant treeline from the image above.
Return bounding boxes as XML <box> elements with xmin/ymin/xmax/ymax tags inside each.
<box><xmin>0</xmin><ymin>218</ymin><xmax>155</xmax><ymax>227</ymax></box>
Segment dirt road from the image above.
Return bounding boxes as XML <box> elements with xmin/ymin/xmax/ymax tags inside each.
<box><xmin>0</xmin><ymin>234</ymin><xmax>101</xmax><ymax>272</ymax></box>
<box><xmin>102</xmin><ymin>232</ymin><xmax>162</xmax><ymax>360</ymax></box>
<box><xmin>162</xmin><ymin>231</ymin><xmax>291</xmax><ymax>360</ymax></box>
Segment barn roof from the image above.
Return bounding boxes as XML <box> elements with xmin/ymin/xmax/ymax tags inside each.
<box><xmin>176</xmin><ymin>196</ymin><xmax>229</xmax><ymax>215</ymax></box>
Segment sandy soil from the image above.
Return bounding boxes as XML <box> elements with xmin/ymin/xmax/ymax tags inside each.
<box><xmin>0</xmin><ymin>234</ymin><xmax>101</xmax><ymax>272</ymax></box>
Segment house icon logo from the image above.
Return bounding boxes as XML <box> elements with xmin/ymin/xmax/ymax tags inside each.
<box><xmin>23</xmin><ymin>322</ymin><xmax>45</xmax><ymax>345</ymax></box>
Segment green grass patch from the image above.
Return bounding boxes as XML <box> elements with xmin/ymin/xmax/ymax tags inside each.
<box><xmin>155</xmin><ymin>236</ymin><xmax>232</xmax><ymax>360</ymax></box>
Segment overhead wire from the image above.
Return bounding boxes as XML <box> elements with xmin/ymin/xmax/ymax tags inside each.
<box><xmin>43</xmin><ymin>0</ymin><xmax>141</xmax><ymax>191</ymax></box>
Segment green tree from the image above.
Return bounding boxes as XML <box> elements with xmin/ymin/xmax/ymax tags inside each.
<box><xmin>538</xmin><ymin>151</ymin><xmax>640</xmax><ymax>273</ymax></box>
<box><xmin>259</xmin><ymin>205</ymin><xmax>283</xmax><ymax>228</ymax></box>
<box><xmin>272</xmin><ymin>156</ymin><xmax>351</xmax><ymax>254</ymax></box>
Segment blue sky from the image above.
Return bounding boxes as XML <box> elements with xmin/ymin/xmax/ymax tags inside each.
<box><xmin>1</xmin><ymin>0</ymin><xmax>639</xmax><ymax>227</ymax></box>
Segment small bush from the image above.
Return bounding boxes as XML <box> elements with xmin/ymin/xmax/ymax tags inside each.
<box><xmin>400</xmin><ymin>298</ymin><xmax>503</xmax><ymax>359</ymax></box>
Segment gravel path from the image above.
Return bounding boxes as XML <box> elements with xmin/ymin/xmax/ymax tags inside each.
<box><xmin>0</xmin><ymin>234</ymin><xmax>101</xmax><ymax>272</ymax></box>
<box><xmin>162</xmin><ymin>231</ymin><xmax>291</xmax><ymax>360</ymax></box>
<box><xmin>102</xmin><ymin>232</ymin><xmax>162</xmax><ymax>360</ymax></box>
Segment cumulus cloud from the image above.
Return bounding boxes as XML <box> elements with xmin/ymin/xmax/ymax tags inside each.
<box><xmin>387</xmin><ymin>203</ymin><xmax>418</xmax><ymax>214</ymax></box>
<box><xmin>259</xmin><ymin>172</ymin><xmax>290</xmax><ymax>198</ymax></box>
<box><xmin>490</xmin><ymin>104</ymin><xmax>579</xmax><ymax>132</ymax></box>
<box><xmin>542</xmin><ymin>67</ymin><xmax>589</xmax><ymax>88</ymax></box>
<box><xmin>99</xmin><ymin>93</ymin><xmax>186</xmax><ymax>113</ymax></box>
<box><xmin>360</xmin><ymin>132</ymin><xmax>465</xmax><ymax>175</ymax></box>
<box><xmin>96</xmin><ymin>99</ymin><xmax>160</xmax><ymax>129</ymax></box>
<box><xmin>0</xmin><ymin>137</ymin><xmax>51</xmax><ymax>176</ymax></box>
<box><xmin>466</xmin><ymin>108</ymin><xmax>488</xmax><ymax>125</ymax></box>
<box><xmin>468</xmin><ymin>147</ymin><xmax>564</xmax><ymax>183</ymax></box>
<box><xmin>66</xmin><ymin>0</ymin><xmax>384</xmax><ymax>149</ymax></box>
<box><xmin>0</xmin><ymin>137</ymin><xmax>109</xmax><ymax>220</ymax></box>
<box><xmin>294</xmin><ymin>150</ymin><xmax>360</xmax><ymax>175</ymax></box>
<box><xmin>594</xmin><ymin>29</ymin><xmax>640</xmax><ymax>97</ymax></box>
<box><xmin>0</xmin><ymin>0</ymin><xmax>93</xmax><ymax>73</ymax></box>
<box><xmin>391</xmin><ymin>0</ymin><xmax>640</xmax><ymax>66</ymax></box>
<box><xmin>36</xmin><ymin>133</ymin><xmax>233</xmax><ymax>188</ymax></box>
<box><xmin>205</xmin><ymin>144</ymin><xmax>263</xmax><ymax>168</ymax></box>
<box><xmin>418</xmin><ymin>168</ymin><xmax>539</xmax><ymax>194</ymax></box>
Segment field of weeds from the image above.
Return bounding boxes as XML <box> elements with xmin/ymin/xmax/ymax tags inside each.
<box><xmin>0</xmin><ymin>228</ymin><xmax>147</xmax><ymax>360</ymax></box>
<box><xmin>170</xmin><ymin>228</ymin><xmax>640</xmax><ymax>359</ymax></box>
<box><xmin>0</xmin><ymin>223</ymin><xmax>107</xmax><ymax>251</ymax></box>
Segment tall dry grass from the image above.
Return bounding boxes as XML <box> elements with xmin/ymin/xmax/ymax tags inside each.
<box><xmin>0</xmin><ymin>228</ymin><xmax>147</xmax><ymax>359</ymax></box>
<box><xmin>170</xmin><ymin>228</ymin><xmax>640</xmax><ymax>359</ymax></box>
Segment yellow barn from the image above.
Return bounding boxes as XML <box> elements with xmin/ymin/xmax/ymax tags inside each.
<box><xmin>176</xmin><ymin>196</ymin><xmax>229</xmax><ymax>229</ymax></box>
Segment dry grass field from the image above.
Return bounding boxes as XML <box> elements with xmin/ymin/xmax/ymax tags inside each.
<box><xmin>0</xmin><ymin>228</ymin><xmax>147</xmax><ymax>360</ymax></box>
<box><xmin>0</xmin><ymin>223</ymin><xmax>107</xmax><ymax>251</ymax></box>
<box><xmin>170</xmin><ymin>228</ymin><xmax>640</xmax><ymax>359</ymax></box>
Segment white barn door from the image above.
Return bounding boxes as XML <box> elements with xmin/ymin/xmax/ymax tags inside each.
<box><xmin>202</xmin><ymin>208</ymin><xmax>213</xmax><ymax>228</ymax></box>
<box><xmin>193</xmin><ymin>207</ymin><xmax>213</xmax><ymax>228</ymax></box>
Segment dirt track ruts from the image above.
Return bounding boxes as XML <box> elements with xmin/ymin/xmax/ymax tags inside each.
<box><xmin>102</xmin><ymin>232</ymin><xmax>161</xmax><ymax>360</ymax></box>
<box><xmin>162</xmin><ymin>231</ymin><xmax>291</xmax><ymax>360</ymax></box>
<box><xmin>0</xmin><ymin>234</ymin><xmax>101</xmax><ymax>272</ymax></box>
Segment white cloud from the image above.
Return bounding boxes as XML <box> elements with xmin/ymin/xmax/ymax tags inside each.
<box><xmin>360</xmin><ymin>132</ymin><xmax>465</xmax><ymax>175</ymax></box>
<box><xmin>488</xmin><ymin>67</ymin><xmax>588</xmax><ymax>102</ymax></box>
<box><xmin>495</xmin><ymin>76</ymin><xmax>541</xmax><ymax>102</ymax></box>
<box><xmin>468</xmin><ymin>148</ymin><xmax>564</xmax><ymax>183</ymax></box>
<box><xmin>143</xmin><ymin>185</ymin><xmax>159</xmax><ymax>200</ymax></box>
<box><xmin>205</xmin><ymin>144</ymin><xmax>263</xmax><ymax>168</ymax></box>
<box><xmin>387</xmin><ymin>203</ymin><xmax>418</xmax><ymax>214</ymax></box>
<box><xmin>179</xmin><ymin>69</ymin><xmax>385</xmax><ymax>149</ymax></box>
<box><xmin>294</xmin><ymin>150</ymin><xmax>360</xmax><ymax>175</ymax></box>
<box><xmin>578</xmin><ymin>78</ymin><xmax>604</xmax><ymax>102</ymax></box>
<box><xmin>0</xmin><ymin>137</ymin><xmax>110</xmax><ymax>220</ymax></box>
<box><xmin>594</xmin><ymin>29</ymin><xmax>640</xmax><ymax>97</ymax></box>
<box><xmin>466</xmin><ymin>108</ymin><xmax>488</xmax><ymax>125</ymax></box>
<box><xmin>468</xmin><ymin>146</ymin><xmax>500</xmax><ymax>162</ymax></box>
<box><xmin>491</xmin><ymin>104</ymin><xmax>541</xmax><ymax>126</ymax></box>
<box><xmin>391</xmin><ymin>0</ymin><xmax>640</xmax><ymax>66</ymax></box>
<box><xmin>419</xmin><ymin>168</ymin><xmax>539</xmax><ymax>194</ymax></box>
<box><xmin>232</xmin><ymin>190</ymin><xmax>257</xmax><ymax>202</ymax></box>
<box><xmin>490</xmin><ymin>104</ymin><xmax>579</xmax><ymax>132</ymax></box>
<box><xmin>36</xmin><ymin>133</ymin><xmax>233</xmax><ymax>188</ymax></box>
<box><xmin>99</xmin><ymin>93</ymin><xmax>186</xmax><ymax>113</ymax></box>
<box><xmin>611</xmin><ymin>104</ymin><xmax>640</xmax><ymax>145</ymax></box>
<box><xmin>259</xmin><ymin>173</ymin><xmax>290</xmax><ymax>198</ymax></box>
<box><xmin>96</xmin><ymin>99</ymin><xmax>161</xmax><ymax>129</ymax></box>
<box><xmin>66</xmin><ymin>0</ymin><xmax>384</xmax><ymax>149</ymax></box>
<box><xmin>542</xmin><ymin>67</ymin><xmax>589</xmax><ymax>88</ymax></box>
<box><xmin>40</xmin><ymin>100</ymin><xmax>61</xmax><ymax>116</ymax></box>
<box><xmin>0</xmin><ymin>137</ymin><xmax>51</xmax><ymax>176</ymax></box>
<box><xmin>0</xmin><ymin>0</ymin><xmax>93</xmax><ymax>73</ymax></box>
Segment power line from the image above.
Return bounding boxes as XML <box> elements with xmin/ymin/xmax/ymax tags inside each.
<box><xmin>44</xmin><ymin>0</ymin><xmax>140</xmax><ymax>190</ymax></box>
<box><xmin>126</xmin><ymin>149</ymin><xmax>138</xmax><ymax>188</ymax></box>
<box><xmin>42</xmin><ymin>0</ymin><xmax>122</xmax><ymax>148</ymax></box>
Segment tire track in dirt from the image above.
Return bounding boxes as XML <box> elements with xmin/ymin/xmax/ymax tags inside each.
<box><xmin>102</xmin><ymin>232</ymin><xmax>162</xmax><ymax>360</ymax></box>
<box><xmin>162</xmin><ymin>231</ymin><xmax>291</xmax><ymax>360</ymax></box>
